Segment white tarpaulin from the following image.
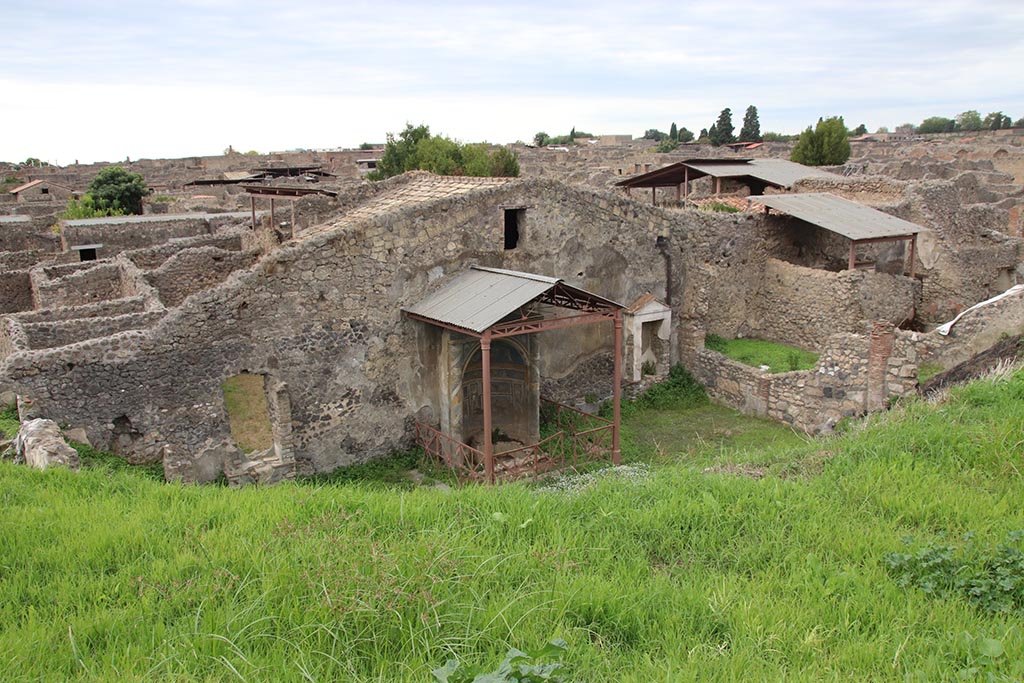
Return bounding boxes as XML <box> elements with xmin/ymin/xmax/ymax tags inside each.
<box><xmin>936</xmin><ymin>284</ymin><xmax>1024</xmax><ymax>335</ymax></box>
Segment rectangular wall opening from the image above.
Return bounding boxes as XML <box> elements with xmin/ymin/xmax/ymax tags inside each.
<box><xmin>503</xmin><ymin>209</ymin><xmax>523</xmax><ymax>250</ymax></box>
<box><xmin>222</xmin><ymin>373</ymin><xmax>274</xmax><ymax>453</ymax></box>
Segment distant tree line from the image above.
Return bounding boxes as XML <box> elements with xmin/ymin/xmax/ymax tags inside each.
<box><xmin>532</xmin><ymin>128</ymin><xmax>595</xmax><ymax>147</ymax></box>
<box><xmin>909</xmin><ymin>110</ymin><xmax>1021</xmax><ymax>135</ymax></box>
<box><xmin>369</xmin><ymin>124</ymin><xmax>519</xmax><ymax>180</ymax></box>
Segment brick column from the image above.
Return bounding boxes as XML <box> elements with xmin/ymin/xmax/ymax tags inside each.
<box><xmin>867</xmin><ymin>321</ymin><xmax>895</xmax><ymax>411</ymax></box>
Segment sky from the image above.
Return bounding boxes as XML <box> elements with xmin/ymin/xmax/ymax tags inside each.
<box><xmin>2</xmin><ymin>0</ymin><xmax>1023</xmax><ymax>165</ymax></box>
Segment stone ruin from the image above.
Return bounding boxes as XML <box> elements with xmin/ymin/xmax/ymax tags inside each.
<box><xmin>0</xmin><ymin>132</ymin><xmax>1021</xmax><ymax>482</ymax></box>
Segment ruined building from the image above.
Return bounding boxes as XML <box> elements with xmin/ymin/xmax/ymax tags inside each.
<box><xmin>1</xmin><ymin>135</ymin><xmax>1022</xmax><ymax>484</ymax></box>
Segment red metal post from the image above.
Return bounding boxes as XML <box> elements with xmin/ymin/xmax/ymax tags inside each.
<box><xmin>270</xmin><ymin>197</ymin><xmax>275</xmax><ymax>227</ymax></box>
<box><xmin>908</xmin><ymin>234</ymin><xmax>917</xmax><ymax>278</ymax></box>
<box><xmin>848</xmin><ymin>241</ymin><xmax>857</xmax><ymax>271</ymax></box>
<box><xmin>250</xmin><ymin>195</ymin><xmax>256</xmax><ymax>230</ymax></box>
<box><xmin>684</xmin><ymin>166</ymin><xmax>689</xmax><ymax>199</ymax></box>
<box><xmin>612</xmin><ymin>309</ymin><xmax>622</xmax><ymax>465</ymax></box>
<box><xmin>481</xmin><ymin>330</ymin><xmax>495</xmax><ymax>484</ymax></box>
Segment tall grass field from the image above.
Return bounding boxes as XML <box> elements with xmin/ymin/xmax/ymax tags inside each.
<box><xmin>1</xmin><ymin>366</ymin><xmax>1023</xmax><ymax>681</ymax></box>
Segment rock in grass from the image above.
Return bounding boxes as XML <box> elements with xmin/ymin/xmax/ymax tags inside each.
<box><xmin>13</xmin><ymin>419</ymin><xmax>80</xmax><ymax>471</ymax></box>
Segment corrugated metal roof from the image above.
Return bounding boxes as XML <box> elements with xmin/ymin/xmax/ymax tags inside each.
<box><xmin>756</xmin><ymin>193</ymin><xmax>925</xmax><ymax>240</ymax></box>
<box><xmin>404</xmin><ymin>267</ymin><xmax>558</xmax><ymax>333</ymax></box>
<box><xmin>684</xmin><ymin>159</ymin><xmax>835</xmax><ymax>187</ymax></box>
<box><xmin>614</xmin><ymin>158</ymin><xmax>833</xmax><ymax>189</ymax></box>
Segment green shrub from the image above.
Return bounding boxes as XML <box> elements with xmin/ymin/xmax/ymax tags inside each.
<box><xmin>700</xmin><ymin>201</ymin><xmax>740</xmax><ymax>213</ymax></box>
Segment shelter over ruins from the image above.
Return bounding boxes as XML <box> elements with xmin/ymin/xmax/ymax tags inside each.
<box><xmin>615</xmin><ymin>158</ymin><xmax>837</xmax><ymax>201</ymax></box>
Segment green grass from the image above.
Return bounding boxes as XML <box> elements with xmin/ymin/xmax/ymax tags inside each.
<box><xmin>706</xmin><ymin>334</ymin><xmax>820</xmax><ymax>373</ymax></box>
<box><xmin>918</xmin><ymin>361</ymin><xmax>944</xmax><ymax>383</ymax></box>
<box><xmin>222</xmin><ymin>374</ymin><xmax>274</xmax><ymax>453</ymax></box>
<box><xmin>1</xmin><ymin>368</ymin><xmax>1024</xmax><ymax>681</ymax></box>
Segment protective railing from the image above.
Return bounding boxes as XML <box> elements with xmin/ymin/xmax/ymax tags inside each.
<box><xmin>414</xmin><ymin>399</ymin><xmax>614</xmax><ymax>485</ymax></box>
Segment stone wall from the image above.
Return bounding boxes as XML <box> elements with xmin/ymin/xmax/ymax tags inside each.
<box><xmin>922</xmin><ymin>287</ymin><xmax>1024</xmax><ymax>368</ymax></box>
<box><xmin>746</xmin><ymin>259</ymin><xmax>919</xmax><ymax>350</ymax></box>
<box><xmin>20</xmin><ymin>311</ymin><xmax>166</xmax><ymax>350</ymax></box>
<box><xmin>144</xmin><ymin>247</ymin><xmax>260</xmax><ymax>307</ymax></box>
<box><xmin>31</xmin><ymin>262</ymin><xmax>126</xmax><ymax>309</ymax></box>
<box><xmin>688</xmin><ymin>322</ymin><xmax>920</xmax><ymax>433</ymax></box>
<box><xmin>4</xmin><ymin>174</ymin><xmax>754</xmax><ymax>483</ymax></box>
<box><xmin>0</xmin><ymin>271</ymin><xmax>33</xmax><ymax>314</ymax></box>
<box><xmin>0</xmin><ymin>215</ymin><xmax>60</xmax><ymax>253</ymax></box>
<box><xmin>59</xmin><ymin>213</ymin><xmax>250</xmax><ymax>258</ymax></box>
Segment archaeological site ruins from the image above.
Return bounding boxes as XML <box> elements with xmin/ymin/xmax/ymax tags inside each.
<box><xmin>2</xmin><ymin>130</ymin><xmax>1022</xmax><ymax>484</ymax></box>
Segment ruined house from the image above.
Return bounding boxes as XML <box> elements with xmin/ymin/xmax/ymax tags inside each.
<box><xmin>1</xmin><ymin>136</ymin><xmax>1022</xmax><ymax>484</ymax></box>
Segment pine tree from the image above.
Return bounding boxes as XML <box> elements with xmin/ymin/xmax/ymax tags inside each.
<box><xmin>739</xmin><ymin>105</ymin><xmax>761</xmax><ymax>142</ymax></box>
<box><xmin>708</xmin><ymin>123</ymin><xmax>719</xmax><ymax>146</ymax></box>
<box><xmin>669</xmin><ymin>122</ymin><xmax>678</xmax><ymax>141</ymax></box>
<box><xmin>714</xmin><ymin>108</ymin><xmax>735</xmax><ymax>145</ymax></box>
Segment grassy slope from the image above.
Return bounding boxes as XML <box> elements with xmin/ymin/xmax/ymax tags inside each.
<box><xmin>0</xmin><ymin>371</ymin><xmax>1022</xmax><ymax>681</ymax></box>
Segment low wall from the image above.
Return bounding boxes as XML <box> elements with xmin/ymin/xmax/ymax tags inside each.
<box><xmin>689</xmin><ymin>322</ymin><xmax>920</xmax><ymax>433</ymax></box>
<box><xmin>32</xmin><ymin>262</ymin><xmax>126</xmax><ymax>309</ymax></box>
<box><xmin>20</xmin><ymin>311</ymin><xmax>166</xmax><ymax>350</ymax></box>
<box><xmin>60</xmin><ymin>214</ymin><xmax>217</xmax><ymax>257</ymax></box>
<box><xmin>11</xmin><ymin>296</ymin><xmax>147</xmax><ymax>324</ymax></box>
<box><xmin>145</xmin><ymin>247</ymin><xmax>260</xmax><ymax>307</ymax></box>
<box><xmin>124</xmin><ymin>232</ymin><xmax>244</xmax><ymax>269</ymax></box>
<box><xmin>748</xmin><ymin>259</ymin><xmax>919</xmax><ymax>350</ymax></box>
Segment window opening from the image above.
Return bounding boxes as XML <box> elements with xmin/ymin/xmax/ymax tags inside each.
<box><xmin>503</xmin><ymin>208</ymin><xmax>522</xmax><ymax>250</ymax></box>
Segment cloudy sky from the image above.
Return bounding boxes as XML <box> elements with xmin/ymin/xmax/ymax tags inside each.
<box><xmin>2</xmin><ymin>0</ymin><xmax>1023</xmax><ymax>164</ymax></box>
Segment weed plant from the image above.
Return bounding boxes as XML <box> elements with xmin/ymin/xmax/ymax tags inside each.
<box><xmin>1</xmin><ymin>368</ymin><xmax>1022</xmax><ymax>681</ymax></box>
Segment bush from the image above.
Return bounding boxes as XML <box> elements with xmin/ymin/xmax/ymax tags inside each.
<box><xmin>791</xmin><ymin>116</ymin><xmax>851</xmax><ymax>166</ymax></box>
<box><xmin>59</xmin><ymin>194</ymin><xmax>126</xmax><ymax>219</ymax></box>
<box><xmin>87</xmin><ymin>166</ymin><xmax>150</xmax><ymax>215</ymax></box>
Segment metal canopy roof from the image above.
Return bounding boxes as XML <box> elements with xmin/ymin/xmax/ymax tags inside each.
<box><xmin>615</xmin><ymin>158</ymin><xmax>834</xmax><ymax>189</ymax></box>
<box><xmin>755</xmin><ymin>193</ymin><xmax>925</xmax><ymax>241</ymax></box>
<box><xmin>403</xmin><ymin>266</ymin><xmax>621</xmax><ymax>335</ymax></box>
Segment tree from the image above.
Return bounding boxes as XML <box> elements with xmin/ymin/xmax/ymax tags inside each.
<box><xmin>656</xmin><ymin>139</ymin><xmax>679</xmax><ymax>153</ymax></box>
<box><xmin>60</xmin><ymin>195</ymin><xmax>126</xmax><ymax>219</ymax></box>
<box><xmin>88</xmin><ymin>166</ymin><xmax>150</xmax><ymax>215</ymax></box>
<box><xmin>678</xmin><ymin>127</ymin><xmax>695</xmax><ymax>143</ymax></box>
<box><xmin>876</xmin><ymin>126</ymin><xmax>890</xmax><ymax>134</ymax></box>
<box><xmin>712</xmin><ymin>108</ymin><xmax>735</xmax><ymax>146</ymax></box>
<box><xmin>707</xmin><ymin>124</ymin><xmax>719</xmax><ymax>146</ymax></box>
<box><xmin>669</xmin><ymin>122</ymin><xmax>678</xmax><ymax>141</ymax></box>
<box><xmin>917</xmin><ymin>117</ymin><xmax>956</xmax><ymax>134</ymax></box>
<box><xmin>738</xmin><ymin>105</ymin><xmax>761</xmax><ymax>142</ymax></box>
<box><xmin>698</xmin><ymin>128</ymin><xmax>708</xmax><ymax>141</ymax></box>
<box><xmin>983</xmin><ymin>112</ymin><xmax>1012</xmax><ymax>130</ymax></box>
<box><xmin>1015</xmin><ymin>117</ymin><xmax>1024</xmax><ymax>128</ymax></box>
<box><xmin>533</xmin><ymin>132</ymin><xmax>550</xmax><ymax>147</ymax></box>
<box><xmin>790</xmin><ymin>116</ymin><xmax>850</xmax><ymax>166</ymax></box>
<box><xmin>956</xmin><ymin>110</ymin><xmax>982</xmax><ymax>131</ymax></box>
<box><xmin>373</xmin><ymin>123</ymin><xmax>431</xmax><ymax>178</ymax></box>
<box><xmin>894</xmin><ymin>123</ymin><xmax>916</xmax><ymax>135</ymax></box>
<box><xmin>368</xmin><ymin>123</ymin><xmax>519</xmax><ymax>180</ymax></box>
<box><xmin>852</xmin><ymin>123</ymin><xmax>868</xmax><ymax>136</ymax></box>
<box><xmin>642</xmin><ymin>129</ymin><xmax>669</xmax><ymax>141</ymax></box>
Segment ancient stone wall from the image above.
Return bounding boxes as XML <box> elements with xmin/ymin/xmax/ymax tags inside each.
<box><xmin>19</xmin><ymin>311</ymin><xmax>166</xmax><ymax>350</ymax></box>
<box><xmin>746</xmin><ymin>259</ymin><xmax>918</xmax><ymax>350</ymax></box>
<box><xmin>0</xmin><ymin>216</ymin><xmax>60</xmax><ymax>253</ymax></box>
<box><xmin>144</xmin><ymin>247</ymin><xmax>260</xmax><ymax>307</ymax></box>
<box><xmin>921</xmin><ymin>287</ymin><xmax>1024</xmax><ymax>368</ymax></box>
<box><xmin>3</xmin><ymin>174</ymin><xmax>754</xmax><ymax>483</ymax></box>
<box><xmin>0</xmin><ymin>271</ymin><xmax>33</xmax><ymax>314</ymax></box>
<box><xmin>59</xmin><ymin>213</ymin><xmax>249</xmax><ymax>258</ymax></box>
<box><xmin>688</xmin><ymin>322</ymin><xmax>920</xmax><ymax>433</ymax></box>
<box><xmin>31</xmin><ymin>262</ymin><xmax>126</xmax><ymax>309</ymax></box>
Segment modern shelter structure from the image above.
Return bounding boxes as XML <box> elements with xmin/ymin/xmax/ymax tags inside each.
<box><xmin>615</xmin><ymin>158</ymin><xmax>836</xmax><ymax>203</ymax></box>
<box><xmin>403</xmin><ymin>266</ymin><xmax>625</xmax><ymax>484</ymax></box>
<box><xmin>754</xmin><ymin>193</ymin><xmax>923</xmax><ymax>275</ymax></box>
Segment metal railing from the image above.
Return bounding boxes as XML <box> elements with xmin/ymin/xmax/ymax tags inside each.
<box><xmin>414</xmin><ymin>399</ymin><xmax>614</xmax><ymax>485</ymax></box>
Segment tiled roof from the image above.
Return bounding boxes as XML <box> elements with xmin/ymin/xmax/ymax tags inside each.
<box><xmin>303</xmin><ymin>173</ymin><xmax>515</xmax><ymax>239</ymax></box>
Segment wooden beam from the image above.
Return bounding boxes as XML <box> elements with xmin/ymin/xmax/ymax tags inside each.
<box><xmin>848</xmin><ymin>240</ymin><xmax>856</xmax><ymax>271</ymax></box>
<box><xmin>250</xmin><ymin>195</ymin><xmax>256</xmax><ymax>231</ymax></box>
